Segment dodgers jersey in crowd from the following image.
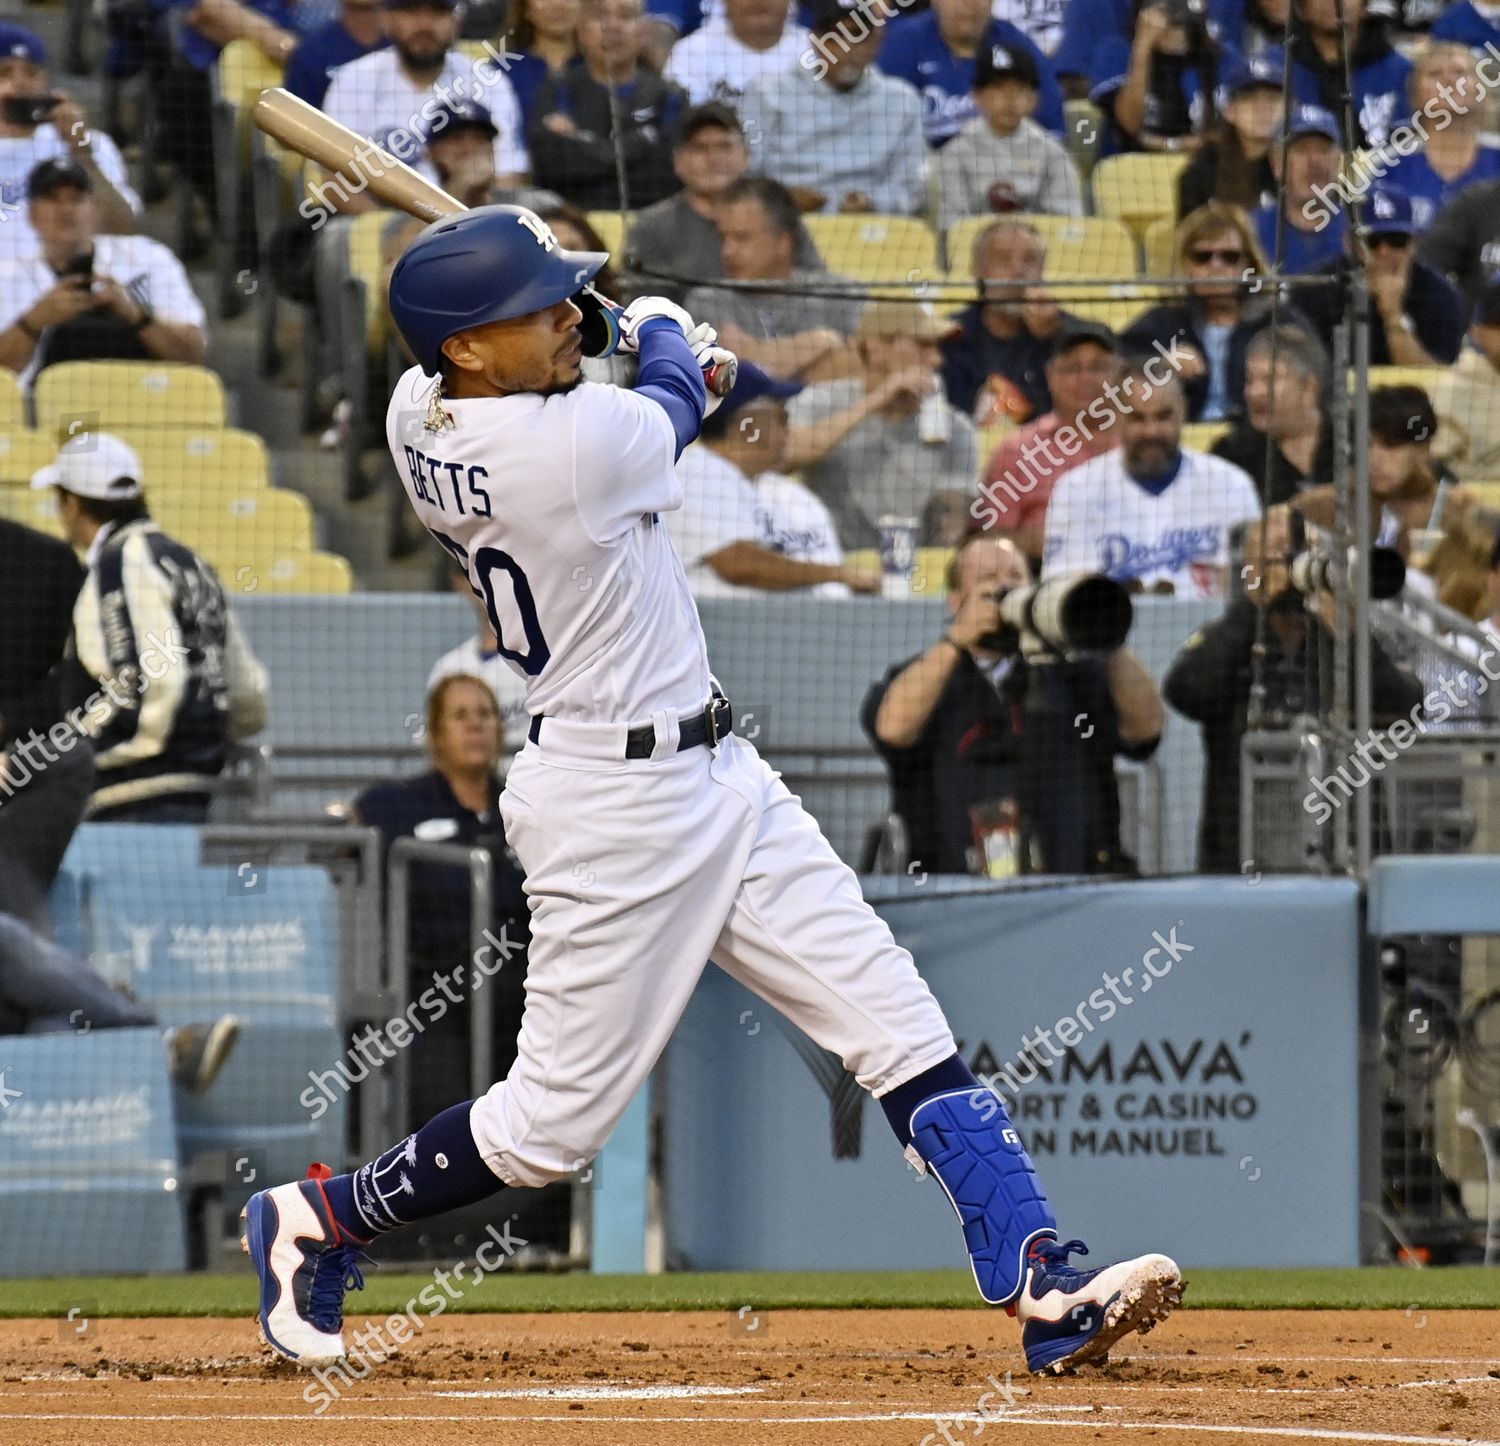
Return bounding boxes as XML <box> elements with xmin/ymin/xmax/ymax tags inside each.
<box><xmin>322</xmin><ymin>46</ymin><xmax>528</xmax><ymax>186</ymax></box>
<box><xmin>386</xmin><ymin>368</ymin><xmax>710</xmax><ymax>724</ymax></box>
<box><xmin>0</xmin><ymin>126</ymin><xmax>139</xmax><ymax>260</ymax></box>
<box><xmin>1042</xmin><ymin>449</ymin><xmax>1260</xmax><ymax>598</ymax></box>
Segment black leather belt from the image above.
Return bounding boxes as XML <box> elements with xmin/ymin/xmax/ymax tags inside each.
<box><xmin>528</xmin><ymin>696</ymin><xmax>733</xmax><ymax>758</ymax></box>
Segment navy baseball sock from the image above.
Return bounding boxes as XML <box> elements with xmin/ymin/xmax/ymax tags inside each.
<box><xmin>879</xmin><ymin>1054</ymin><xmax>984</xmax><ymax>1149</ymax></box>
<box><xmin>322</xmin><ymin>1101</ymin><xmax>504</xmax><ymax>1242</ymax></box>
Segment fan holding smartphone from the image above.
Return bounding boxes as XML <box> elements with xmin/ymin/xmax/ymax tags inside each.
<box><xmin>0</xmin><ymin>160</ymin><xmax>207</xmax><ymax>385</ymax></box>
<box><xmin>0</xmin><ymin>23</ymin><xmax>141</xmax><ymax>261</ymax></box>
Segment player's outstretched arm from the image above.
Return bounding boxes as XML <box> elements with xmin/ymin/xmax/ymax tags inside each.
<box><xmin>631</xmin><ymin>317</ymin><xmax>709</xmax><ymax>460</ymax></box>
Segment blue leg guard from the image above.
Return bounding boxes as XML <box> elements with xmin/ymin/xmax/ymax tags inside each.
<box><xmin>908</xmin><ymin>1087</ymin><xmax>1058</xmax><ymax>1307</ymax></box>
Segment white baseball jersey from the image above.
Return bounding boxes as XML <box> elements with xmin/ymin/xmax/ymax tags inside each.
<box><xmin>1042</xmin><ymin>448</ymin><xmax>1261</xmax><ymax>599</ymax></box>
<box><xmin>322</xmin><ymin>47</ymin><xmax>529</xmax><ymax>183</ymax></box>
<box><xmin>425</xmin><ymin>634</ymin><xmax>532</xmax><ymax>743</ymax></box>
<box><xmin>386</xmin><ymin>366</ymin><xmax>709</xmax><ymax>724</ymax></box>
<box><xmin>0</xmin><ymin>233</ymin><xmax>205</xmax><ymax>388</ymax></box>
<box><xmin>754</xmin><ymin>471</ymin><xmax>850</xmax><ymax>599</ymax></box>
<box><xmin>663</xmin><ymin>18</ymin><xmax>810</xmax><ymax>105</ymax></box>
<box><xmin>0</xmin><ymin>127</ymin><xmax>140</xmax><ymax>261</ymax></box>
<box><xmin>665</xmin><ymin>442</ymin><xmax>761</xmax><ymax>598</ymax></box>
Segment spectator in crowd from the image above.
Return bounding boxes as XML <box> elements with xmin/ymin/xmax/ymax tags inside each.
<box><xmin>640</xmin><ymin>0</ymin><xmax>712</xmax><ymax>65</ymax></box>
<box><xmin>1252</xmin><ymin>104</ymin><xmax>1347</xmax><ymax>275</ymax></box>
<box><xmin>978</xmin><ymin>321</ymin><xmax>1122</xmax><ymax>563</ymax></box>
<box><xmin>862</xmin><ymin>531</ymin><xmax>1164</xmax><ymax>876</ymax></box>
<box><xmin>528</xmin><ymin>0</ymin><xmax>684</xmax><ymax>211</ymax></box>
<box><xmin>1295</xmin><ymin>385</ymin><xmax>1493</xmax><ymax>614</ymax></box>
<box><xmin>0</xmin><ymin>516</ymin><xmax>82</xmax><ymax>754</ymax></box>
<box><xmin>1177</xmin><ymin>53</ymin><xmax>1283</xmax><ymax>218</ymax></box>
<box><xmin>1259</xmin><ymin>0</ymin><xmax>1411</xmax><ymax>150</ymax></box>
<box><xmin>0</xmin><ymin>23</ymin><xmax>140</xmax><ymax>261</ymax></box>
<box><xmin>0</xmin><ymin>719</ymin><xmax>240</xmax><ymax>1093</ymax></box>
<box><xmin>1243</xmin><ymin>0</ymin><xmax>1292</xmax><ymax>53</ymax></box>
<box><xmin>941</xmin><ymin>218</ymin><xmax>1084</xmax><ymax>424</ymax></box>
<box><xmin>1044</xmin><ymin>361</ymin><xmax>1262</xmax><ymax>596</ymax></box>
<box><xmin>153</xmin><ymin>0</ymin><xmax>306</xmax><ymax>232</ymax></box>
<box><xmin>739</xmin><ymin>0</ymin><xmax>927</xmax><ymax>216</ymax></box>
<box><xmin>1088</xmin><ymin>1</ymin><xmax>1233</xmax><ymax>157</ymax></box>
<box><xmin>669</xmin><ymin>363</ymin><xmax>881</xmax><ymax>596</ymax></box>
<box><xmin>625</xmin><ymin>103</ymin><xmax>821</xmax><ymax>302</ymax></box>
<box><xmin>784</xmin><ymin>300</ymin><xmax>979</xmax><ymax>551</ymax></box>
<box><xmin>502</xmin><ymin>0</ymin><xmax>581</xmax><ymax>118</ymax></box>
<box><xmin>283</xmin><ymin>0</ymin><xmax>389</xmax><ymax>108</ymax></box>
<box><xmin>1298</xmin><ymin>185</ymin><xmax>1467</xmax><ymax>369</ymax></box>
<box><xmin>1420</xmin><ymin>175</ymin><xmax>1500</xmax><ymax>306</ymax></box>
<box><xmin>880</xmin><ymin>0</ymin><xmax>1064</xmax><ymax>150</ymax></box>
<box><xmin>1052</xmin><ymin>0</ymin><xmax>1245</xmax><ymax>98</ymax></box>
<box><xmin>1431</xmin><ymin>0</ymin><xmax>1500</xmax><ymax>53</ymax></box>
<box><xmin>0</xmin><ymin>161</ymin><xmax>207</xmax><ymax>387</ymax></box>
<box><xmin>428</xmin><ymin>565</ymin><xmax>531</xmax><ymax>742</ymax></box>
<box><xmin>417</xmin><ymin>97</ymin><xmax>561</xmax><ymax>210</ymax></box>
<box><xmin>29</xmin><ymin>433</ymin><xmax>269</xmax><ymax>823</ymax></box>
<box><xmin>1375</xmin><ymin>44</ymin><xmax>1500</xmax><ymax>231</ymax></box>
<box><xmin>932</xmin><ymin>39</ymin><xmax>1083</xmax><ymax>235</ymax></box>
<box><xmin>319</xmin><ymin>0</ymin><xmax>529</xmax><ymax>216</ymax></box>
<box><xmin>664</xmin><ymin>0</ymin><xmax>807</xmax><ymax>106</ymax></box>
<box><xmin>353</xmin><ymin>673</ymin><xmax>530</xmax><ymax>1128</ymax></box>
<box><xmin>682</xmin><ymin>175</ymin><xmax>857</xmax><ymax>380</ymax></box>
<box><xmin>1432</xmin><ymin>281</ymin><xmax>1500</xmax><ymax>484</ymax></box>
<box><xmin>1211</xmin><ymin>325</ymin><xmax>1332</xmax><ymax>504</ymax></box>
<box><xmin>1124</xmin><ymin>202</ymin><xmax>1279</xmax><ymax>423</ymax></box>
<box><xmin>1165</xmin><ymin>503</ymin><xmax>1424</xmax><ymax>871</ymax></box>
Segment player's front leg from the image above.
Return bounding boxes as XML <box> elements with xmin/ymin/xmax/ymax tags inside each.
<box><xmin>894</xmin><ymin>1079</ymin><xmax>1184</xmax><ymax>1374</ymax></box>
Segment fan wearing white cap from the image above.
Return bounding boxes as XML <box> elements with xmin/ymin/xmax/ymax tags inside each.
<box><xmin>32</xmin><ymin>433</ymin><xmax>269</xmax><ymax>823</ymax></box>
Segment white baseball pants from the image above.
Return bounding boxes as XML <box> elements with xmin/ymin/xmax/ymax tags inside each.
<box><xmin>469</xmin><ymin>723</ymin><xmax>957</xmax><ymax>1188</ymax></box>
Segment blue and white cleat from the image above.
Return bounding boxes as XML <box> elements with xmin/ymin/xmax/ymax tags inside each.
<box><xmin>240</xmin><ymin>1163</ymin><xmax>369</xmax><ymax>1366</ymax></box>
<box><xmin>1016</xmin><ymin>1238</ymin><xmax>1184</xmax><ymax>1374</ymax></box>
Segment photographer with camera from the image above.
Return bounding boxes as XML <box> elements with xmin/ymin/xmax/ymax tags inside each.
<box><xmin>0</xmin><ymin>24</ymin><xmax>140</xmax><ymax>263</ymax></box>
<box><xmin>1089</xmin><ymin>0</ymin><xmax>1228</xmax><ymax>156</ymax></box>
<box><xmin>1165</xmin><ymin>504</ymin><xmax>1423</xmax><ymax>872</ymax></box>
<box><xmin>0</xmin><ymin>160</ymin><xmax>205</xmax><ymax>386</ymax></box>
<box><xmin>862</xmin><ymin>532</ymin><xmax>1163</xmax><ymax>877</ymax></box>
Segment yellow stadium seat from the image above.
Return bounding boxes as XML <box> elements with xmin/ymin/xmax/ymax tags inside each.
<box><xmin>1067</xmin><ymin>292</ymin><xmax>1158</xmax><ymax>331</ymax></box>
<box><xmin>0</xmin><ymin>483</ymin><xmax>64</xmax><ymax>538</ymax></box>
<box><xmin>1182</xmin><ymin>422</ymin><xmax>1231</xmax><ymax>452</ymax></box>
<box><xmin>242</xmin><ymin>550</ymin><xmax>356</xmax><ymax>595</ymax></box>
<box><xmin>112</xmin><ymin>427</ymin><xmax>270</xmax><ymax>491</ymax></box>
<box><xmin>840</xmin><ymin>547</ymin><xmax>955</xmax><ymax>596</ymax></box>
<box><xmin>1468</xmin><ymin>480</ymin><xmax>1500</xmax><ymax>511</ymax></box>
<box><xmin>349</xmin><ymin>209</ymin><xmax>394</xmax><ymax>358</ymax></box>
<box><xmin>1362</xmin><ymin>366</ymin><xmax>1449</xmax><ymax>397</ymax></box>
<box><xmin>1091</xmin><ymin>153</ymin><xmax>1190</xmax><ymax>241</ymax></box>
<box><xmin>217</xmin><ymin>38</ymin><xmax>283</xmax><ymax>117</ymax></box>
<box><xmin>945</xmin><ymin>215</ymin><xmax>1140</xmax><ymax>282</ymax></box>
<box><xmin>0</xmin><ymin>370</ymin><xmax>23</xmax><ymax>429</ymax></box>
<box><xmin>586</xmin><ymin>211</ymin><xmax>631</xmax><ymax>256</ymax></box>
<box><xmin>153</xmin><ymin>487</ymin><xmax>316</xmax><ymax>566</ymax></box>
<box><xmin>0</xmin><ymin>429</ymin><xmax>56</xmax><ymax>486</ymax></box>
<box><xmin>1144</xmin><ymin>216</ymin><xmax>1178</xmax><ymax>279</ymax></box>
<box><xmin>802</xmin><ymin>215</ymin><xmax>938</xmax><ymax>284</ymax></box>
<box><xmin>35</xmin><ymin>363</ymin><xmax>228</xmax><ymax>435</ymax></box>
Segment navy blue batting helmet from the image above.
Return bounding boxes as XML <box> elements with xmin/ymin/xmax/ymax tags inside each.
<box><xmin>387</xmin><ymin>205</ymin><xmax>609</xmax><ymax>375</ymax></box>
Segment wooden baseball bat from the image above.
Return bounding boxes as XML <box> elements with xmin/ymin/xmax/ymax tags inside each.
<box><xmin>250</xmin><ymin>87</ymin><xmax>737</xmax><ymax>395</ymax></box>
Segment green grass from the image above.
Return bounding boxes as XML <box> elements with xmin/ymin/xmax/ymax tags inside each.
<box><xmin>0</xmin><ymin>1267</ymin><xmax>1495</xmax><ymax>1320</ymax></box>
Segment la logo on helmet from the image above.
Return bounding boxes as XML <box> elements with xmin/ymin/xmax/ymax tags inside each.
<box><xmin>517</xmin><ymin>213</ymin><xmax>559</xmax><ymax>252</ymax></box>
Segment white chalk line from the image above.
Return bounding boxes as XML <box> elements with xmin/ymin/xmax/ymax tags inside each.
<box><xmin>0</xmin><ymin>1412</ymin><xmax>1497</xmax><ymax>1442</ymax></box>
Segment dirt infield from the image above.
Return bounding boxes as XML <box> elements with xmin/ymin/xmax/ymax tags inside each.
<box><xmin>0</xmin><ymin>1309</ymin><xmax>1496</xmax><ymax>1445</ymax></box>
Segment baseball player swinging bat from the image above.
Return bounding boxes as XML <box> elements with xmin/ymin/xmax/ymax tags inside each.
<box><xmin>241</xmin><ymin>90</ymin><xmax>1183</xmax><ymax>1384</ymax></box>
<box><xmin>251</xmin><ymin>87</ymin><xmax>736</xmax><ymax>396</ymax></box>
